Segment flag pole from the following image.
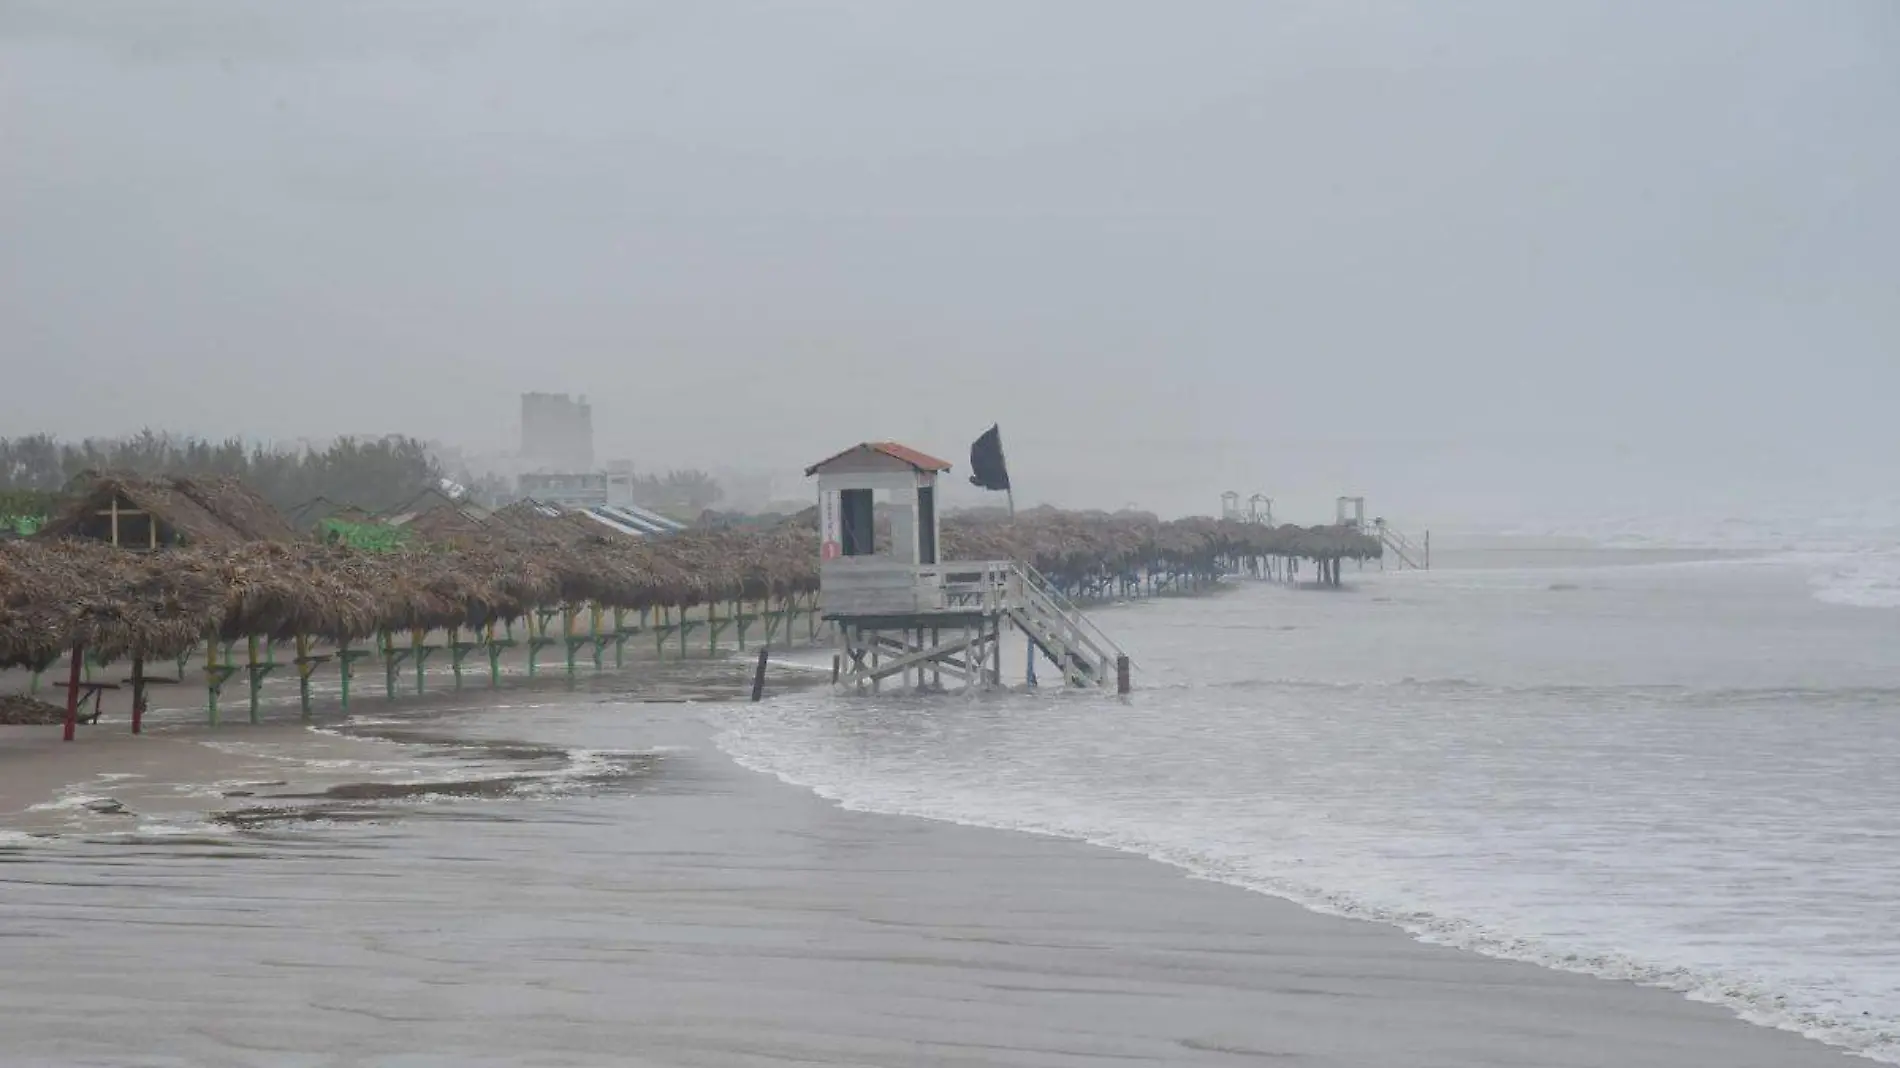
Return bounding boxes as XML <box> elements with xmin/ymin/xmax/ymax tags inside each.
<box><xmin>1006</xmin><ymin>488</ymin><xmax>1015</xmax><ymax>518</ymax></box>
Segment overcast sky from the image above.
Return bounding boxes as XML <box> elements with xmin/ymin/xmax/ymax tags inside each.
<box><xmin>2</xmin><ymin>1</ymin><xmax>1894</xmax><ymax>523</ymax></box>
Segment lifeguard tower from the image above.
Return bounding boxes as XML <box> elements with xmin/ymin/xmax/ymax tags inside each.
<box><xmin>804</xmin><ymin>442</ymin><xmax>1128</xmax><ymax>693</ymax></box>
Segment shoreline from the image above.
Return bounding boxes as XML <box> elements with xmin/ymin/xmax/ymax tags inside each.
<box><xmin>0</xmin><ymin>684</ymin><xmax>1862</xmax><ymax>1064</ymax></box>
<box><xmin>719</xmin><ymin>736</ymin><xmax>1873</xmax><ymax>1064</ymax></box>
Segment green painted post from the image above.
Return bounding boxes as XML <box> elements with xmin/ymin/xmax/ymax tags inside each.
<box><xmin>590</xmin><ymin>604</ymin><xmax>604</xmax><ymax>671</ymax></box>
<box><xmin>613</xmin><ymin>608</ymin><xmax>626</xmax><ymax>669</ymax></box>
<box><xmin>655</xmin><ymin>605</ymin><xmax>668</xmax><ymax>657</ymax></box>
<box><xmin>382</xmin><ymin>631</ymin><xmax>398</xmax><ymax>700</ymax></box>
<box><xmin>413</xmin><ymin>628</ymin><xmax>426</xmax><ymax>695</ymax></box>
<box><xmin>487</xmin><ymin>622</ymin><xmax>503</xmax><ymax>687</ymax></box>
<box><xmin>205</xmin><ymin>634</ymin><xmax>221</xmax><ymax>728</ymax></box>
<box><xmin>564</xmin><ymin>607</ymin><xmax>577</xmax><ymax>678</ymax></box>
<box><xmin>29</xmin><ymin>669</ymin><xmax>40</xmax><ymax>696</ymax></box>
<box><xmin>296</xmin><ymin>634</ymin><xmax>314</xmax><ymax>718</ymax></box>
<box><xmin>450</xmin><ymin>627</ymin><xmax>463</xmax><ymax>689</ymax></box>
<box><xmin>339</xmin><ymin>637</ymin><xmax>353</xmax><ymax>709</ymax></box>
<box><xmin>527</xmin><ymin>612</ymin><xmax>540</xmax><ymax>678</ymax></box>
<box><xmin>247</xmin><ymin>634</ymin><xmax>262</xmax><ymax>724</ymax></box>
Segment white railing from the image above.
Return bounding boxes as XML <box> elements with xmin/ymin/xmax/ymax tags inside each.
<box><xmin>1016</xmin><ymin>562</ymin><xmax>1128</xmax><ymax>667</ymax></box>
<box><xmin>1379</xmin><ymin>526</ymin><xmax>1428</xmax><ymax>570</ymax></box>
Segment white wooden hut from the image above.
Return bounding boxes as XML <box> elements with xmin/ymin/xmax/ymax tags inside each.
<box><xmin>805</xmin><ymin>441</ymin><xmax>1126</xmax><ymax>692</ymax></box>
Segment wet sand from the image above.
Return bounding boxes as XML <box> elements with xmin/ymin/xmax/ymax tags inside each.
<box><xmin>0</xmin><ymin>690</ymin><xmax>1857</xmax><ymax>1067</ymax></box>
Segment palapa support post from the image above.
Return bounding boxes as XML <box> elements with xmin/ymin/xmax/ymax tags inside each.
<box><xmin>589</xmin><ymin>603</ymin><xmax>607</xmax><ymax>672</ymax></box>
<box><xmin>486</xmin><ymin>621</ymin><xmax>508</xmax><ymax>687</ymax></box>
<box><xmin>708</xmin><ymin>599</ymin><xmax>734</xmax><ymax>657</ymax></box>
<box><xmin>336</xmin><ymin>637</ymin><xmax>372</xmax><ymax>709</ymax></box>
<box><xmin>293</xmin><ymin>634</ymin><xmax>326</xmax><ymax>718</ymax></box>
<box><xmin>675</xmin><ymin>604</ymin><xmax>700</xmax><ymax>661</ymax></box>
<box><xmin>529</xmin><ymin>608</ymin><xmax>561</xmax><ymax>678</ymax></box>
<box><xmin>450</xmin><ymin>627</ymin><xmax>481</xmax><ymax>689</ymax></box>
<box><xmin>379</xmin><ymin>630</ymin><xmax>413</xmax><ymax>700</ymax></box>
<box><xmin>29</xmin><ymin>669</ymin><xmax>40</xmax><ymax>696</ymax></box>
<box><xmin>62</xmin><ymin>643</ymin><xmax>83</xmax><ymax>743</ymax></box>
<box><xmin>558</xmin><ymin>604</ymin><xmax>573</xmax><ymax>676</ymax></box>
<box><xmin>246</xmin><ymin>634</ymin><xmax>277</xmax><ymax>725</ymax></box>
<box><xmin>611</xmin><ymin>607</ymin><xmax>629</xmax><ymax>669</ymax></box>
<box><xmin>381</xmin><ymin>631</ymin><xmax>396</xmax><ymax>698</ymax></box>
<box><xmin>750</xmin><ymin>647</ymin><xmax>769</xmax><ymax>702</ymax></box>
<box><xmin>203</xmin><ymin>633</ymin><xmax>237</xmax><ymax>727</ymax></box>
<box><xmin>412</xmin><ymin>628</ymin><xmax>433</xmax><ymax>694</ymax></box>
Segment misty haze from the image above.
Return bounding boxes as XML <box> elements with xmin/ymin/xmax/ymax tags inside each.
<box><xmin>1</xmin><ymin>3</ymin><xmax>1896</xmax><ymax>1066</ymax></box>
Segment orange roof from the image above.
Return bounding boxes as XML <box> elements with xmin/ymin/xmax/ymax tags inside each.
<box><xmin>804</xmin><ymin>441</ymin><xmax>953</xmax><ymax>477</ymax></box>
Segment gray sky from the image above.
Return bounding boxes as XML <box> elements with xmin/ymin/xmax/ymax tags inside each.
<box><xmin>2</xmin><ymin>1</ymin><xmax>1895</xmax><ymax>524</ymax></box>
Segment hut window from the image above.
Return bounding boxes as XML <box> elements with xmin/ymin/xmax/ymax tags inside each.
<box><xmin>840</xmin><ymin>488</ymin><xmax>876</xmax><ymax>556</ymax></box>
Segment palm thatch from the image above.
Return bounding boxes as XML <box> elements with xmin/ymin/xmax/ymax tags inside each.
<box><xmin>0</xmin><ymin>468</ymin><xmax>1380</xmax><ymax>670</ymax></box>
<box><xmin>35</xmin><ymin>473</ymin><xmax>295</xmax><ymax>549</ymax></box>
<box><xmin>0</xmin><ymin>540</ymin><xmax>224</xmax><ymax>667</ymax></box>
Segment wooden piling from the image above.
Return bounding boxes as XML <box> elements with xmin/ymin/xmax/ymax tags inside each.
<box><xmin>750</xmin><ymin>647</ymin><xmax>769</xmax><ymax>702</ymax></box>
<box><xmin>130</xmin><ymin>655</ymin><xmax>147</xmax><ymax>734</ymax></box>
<box><xmin>62</xmin><ymin>644</ymin><xmax>83</xmax><ymax>742</ymax></box>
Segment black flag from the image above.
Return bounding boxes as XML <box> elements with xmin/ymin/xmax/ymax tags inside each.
<box><xmin>969</xmin><ymin>424</ymin><xmax>1011</xmax><ymax>491</ymax></box>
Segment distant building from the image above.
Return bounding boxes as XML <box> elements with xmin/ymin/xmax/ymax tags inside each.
<box><xmin>517</xmin><ymin>471</ymin><xmax>635</xmax><ymax>510</ymax></box>
<box><xmin>519</xmin><ymin>392</ymin><xmax>594</xmax><ymax>472</ymax></box>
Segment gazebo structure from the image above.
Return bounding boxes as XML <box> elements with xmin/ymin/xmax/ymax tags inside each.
<box><xmin>805</xmin><ymin>441</ymin><xmax>1128</xmax><ymax>693</ymax></box>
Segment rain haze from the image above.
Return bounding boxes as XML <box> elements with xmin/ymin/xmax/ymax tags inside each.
<box><xmin>3</xmin><ymin>0</ymin><xmax>1897</xmax><ymax>524</ymax></box>
<box><xmin>14</xmin><ymin>7</ymin><xmax>1900</xmax><ymax>1068</ymax></box>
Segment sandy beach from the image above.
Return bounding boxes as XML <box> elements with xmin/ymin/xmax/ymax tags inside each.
<box><xmin>0</xmin><ymin>664</ymin><xmax>1859</xmax><ymax>1067</ymax></box>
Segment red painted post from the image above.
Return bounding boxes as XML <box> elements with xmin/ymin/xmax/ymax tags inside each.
<box><xmin>62</xmin><ymin>643</ymin><xmax>83</xmax><ymax>742</ymax></box>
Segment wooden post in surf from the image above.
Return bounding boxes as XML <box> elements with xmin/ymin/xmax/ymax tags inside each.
<box><xmin>62</xmin><ymin>643</ymin><xmax>83</xmax><ymax>742</ymax></box>
<box><xmin>750</xmin><ymin>647</ymin><xmax>769</xmax><ymax>702</ymax></box>
<box><xmin>130</xmin><ymin>655</ymin><xmax>146</xmax><ymax>734</ymax></box>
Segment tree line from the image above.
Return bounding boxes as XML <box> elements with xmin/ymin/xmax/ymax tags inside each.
<box><xmin>0</xmin><ymin>431</ymin><xmax>732</xmax><ymax>524</ymax></box>
<box><xmin>0</xmin><ymin>432</ymin><xmax>443</xmax><ymax>516</ymax></box>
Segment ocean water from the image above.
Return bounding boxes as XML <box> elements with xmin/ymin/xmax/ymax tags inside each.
<box><xmin>713</xmin><ymin>546</ymin><xmax>1900</xmax><ymax>1061</ymax></box>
